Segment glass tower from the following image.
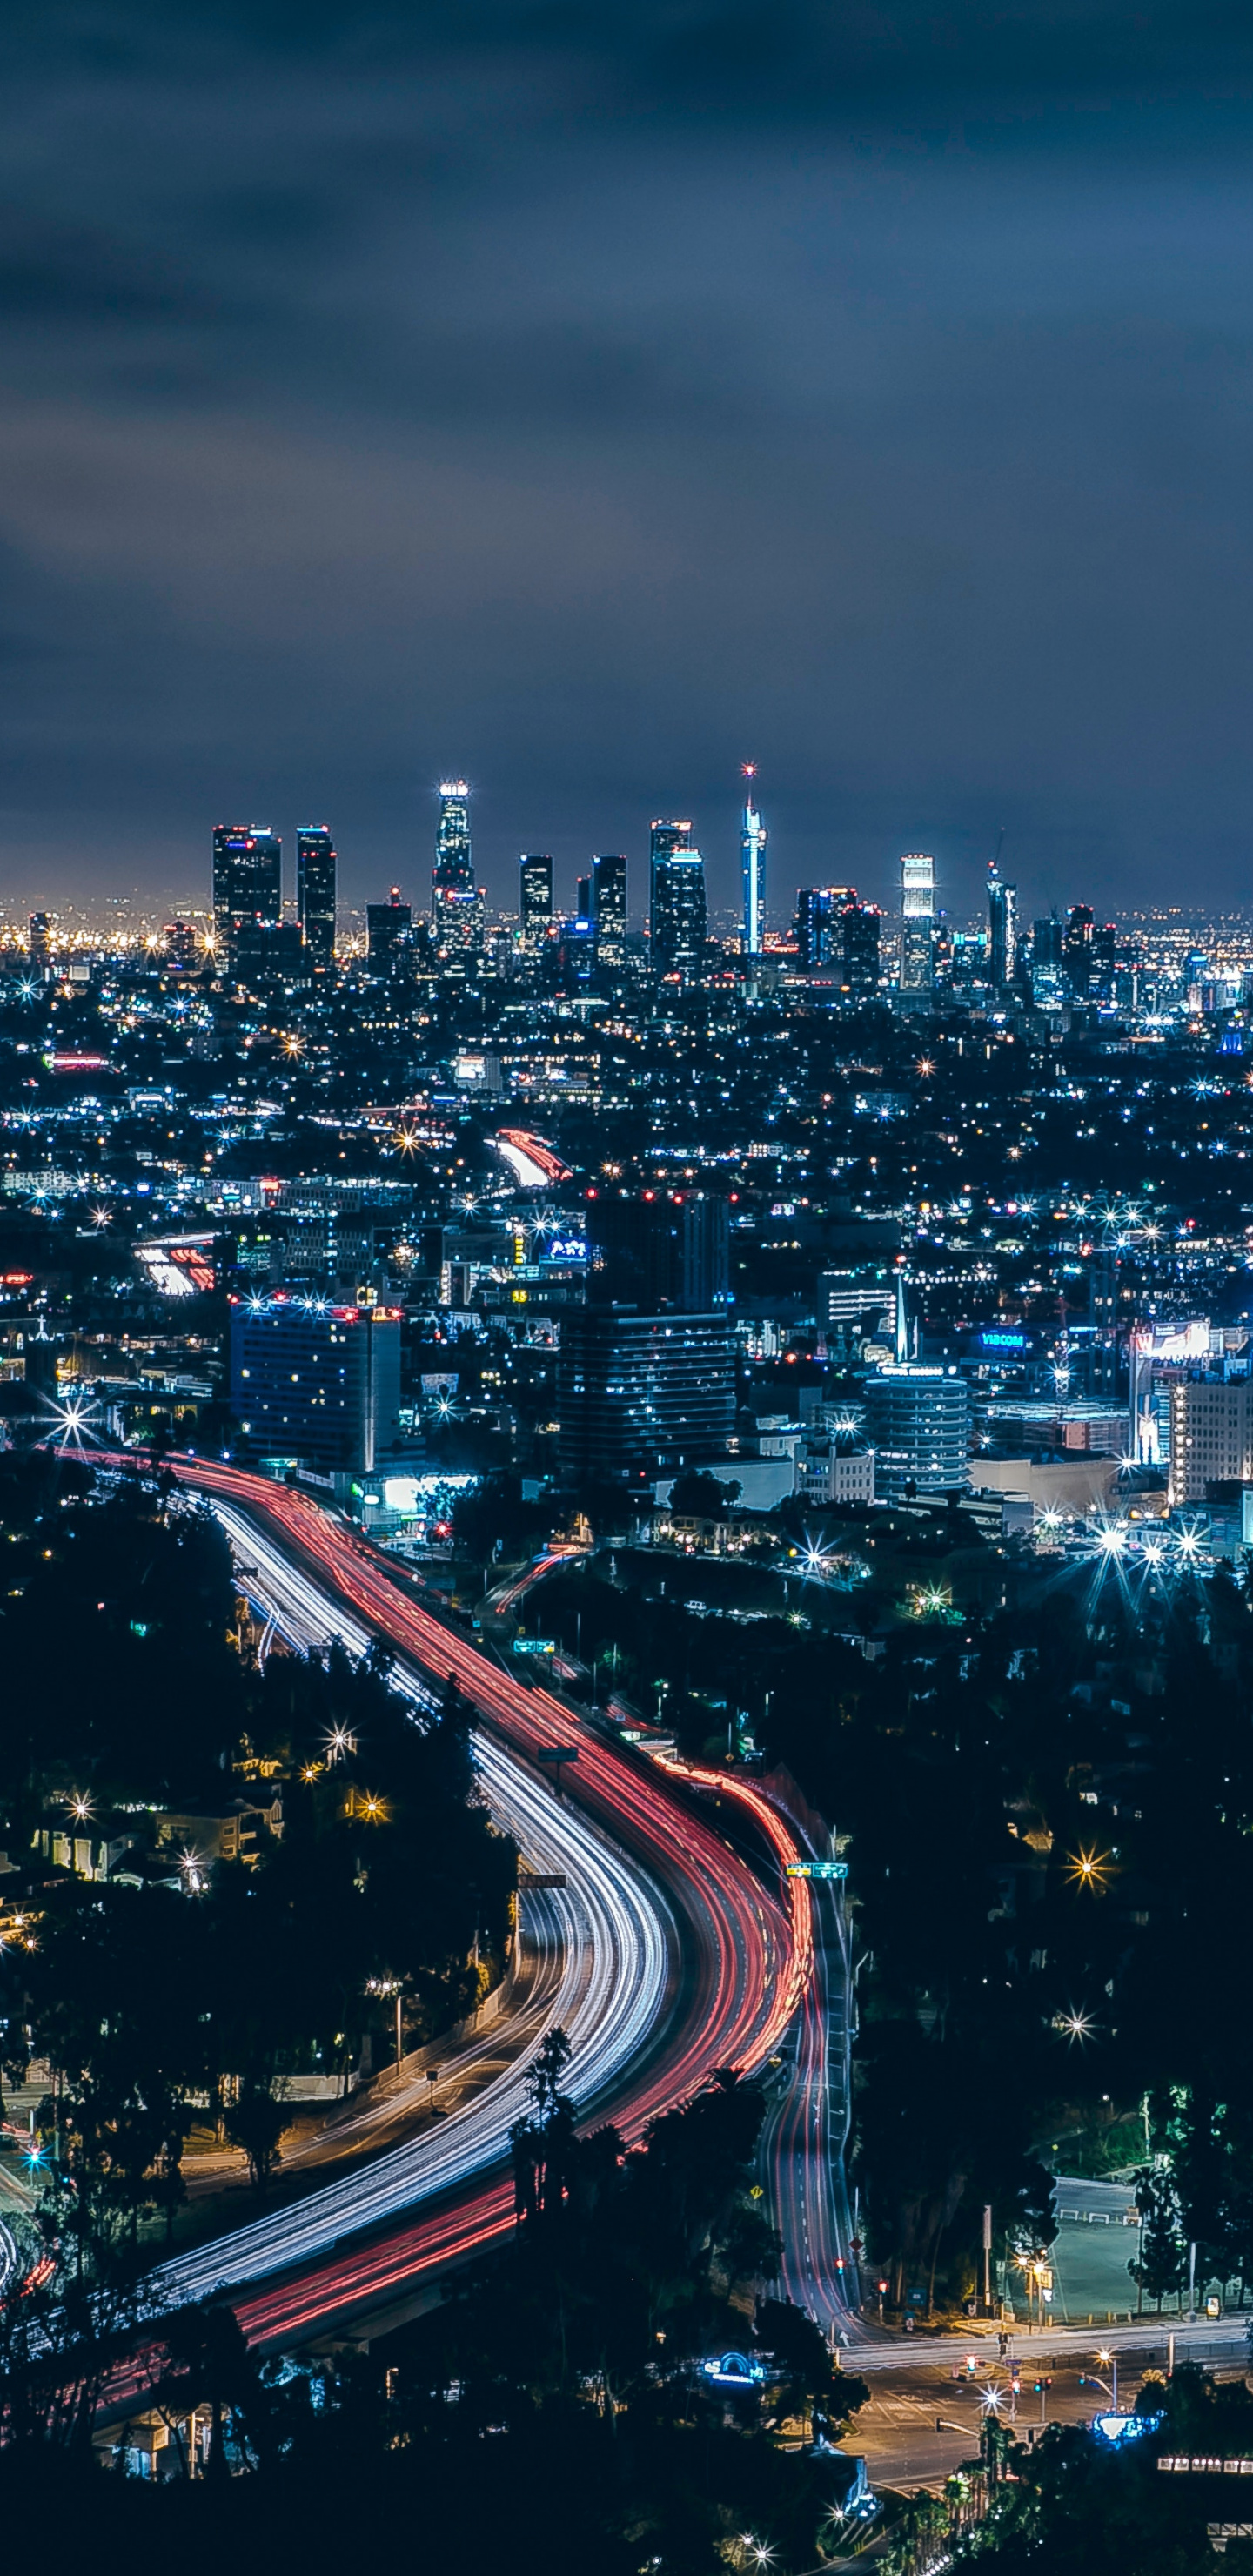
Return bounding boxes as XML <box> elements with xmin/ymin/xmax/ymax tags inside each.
<box><xmin>740</xmin><ymin>766</ymin><xmax>767</xmax><ymax>954</ymax></box>
<box><xmin>899</xmin><ymin>851</ymin><xmax>935</xmax><ymax>994</ymax></box>
<box><xmin>212</xmin><ymin>825</ymin><xmax>282</xmax><ymax>971</ymax></box>
<box><xmin>592</xmin><ymin>853</ymin><xmax>627</xmax><ymax>972</ymax></box>
<box><xmin>649</xmin><ymin>821</ymin><xmax>707</xmax><ymax>982</ymax></box>
<box><xmin>297</xmin><ymin>827</ymin><xmax>337</xmax><ymax>974</ymax></box>
<box><xmin>432</xmin><ymin>780</ymin><xmax>479</xmax><ymax>962</ymax></box>
<box><xmin>519</xmin><ymin>854</ymin><xmax>553</xmax><ymax>956</ymax></box>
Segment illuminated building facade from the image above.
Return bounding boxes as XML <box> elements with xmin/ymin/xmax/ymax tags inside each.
<box><xmin>899</xmin><ymin>852</ymin><xmax>935</xmax><ymax>994</ymax></box>
<box><xmin>519</xmin><ymin>854</ymin><xmax>553</xmax><ymax>956</ymax></box>
<box><xmin>229</xmin><ymin>1297</ymin><xmax>400</xmax><ymax>1475</ymax></box>
<box><xmin>649</xmin><ymin>821</ymin><xmax>707</xmax><ymax>981</ymax></box>
<box><xmin>740</xmin><ymin>768</ymin><xmax>767</xmax><ymax>954</ymax></box>
<box><xmin>433</xmin><ymin>779</ymin><xmax>481</xmax><ymax>963</ymax></box>
<box><xmin>212</xmin><ymin>825</ymin><xmax>282</xmax><ymax>971</ymax></box>
<box><xmin>297</xmin><ymin>827</ymin><xmax>337</xmax><ymax>973</ymax></box>
<box><xmin>861</xmin><ymin>1365</ymin><xmax>969</xmax><ymax>1502</ymax></box>
<box><xmin>988</xmin><ymin>858</ymin><xmax>1017</xmax><ymax>990</ymax></box>
<box><xmin>592</xmin><ymin>854</ymin><xmax>627</xmax><ymax>973</ymax></box>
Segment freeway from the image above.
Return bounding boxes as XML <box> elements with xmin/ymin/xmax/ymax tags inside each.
<box><xmin>130</xmin><ymin>1457</ymin><xmax>814</xmax><ymax>2341</ymax></box>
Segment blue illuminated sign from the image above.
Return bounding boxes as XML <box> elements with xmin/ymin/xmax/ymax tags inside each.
<box><xmin>786</xmin><ymin>1861</ymin><xmax>848</xmax><ymax>1880</ymax></box>
<box><xmin>1093</xmin><ymin>2412</ymin><xmax>1162</xmax><ymax>2446</ymax></box>
<box><xmin>981</xmin><ymin>1329</ymin><xmax>1030</xmax><ymax>1350</ymax></box>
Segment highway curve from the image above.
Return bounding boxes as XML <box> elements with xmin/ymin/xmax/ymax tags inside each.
<box><xmin>152</xmin><ymin>1458</ymin><xmax>812</xmax><ymax>2345</ymax></box>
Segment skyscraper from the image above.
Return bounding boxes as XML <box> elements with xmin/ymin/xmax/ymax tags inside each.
<box><xmin>519</xmin><ymin>855</ymin><xmax>553</xmax><ymax>956</ymax></box>
<box><xmin>212</xmin><ymin>826</ymin><xmax>282</xmax><ymax>972</ymax></box>
<box><xmin>432</xmin><ymin>779</ymin><xmax>480</xmax><ymax>963</ymax></box>
<box><xmin>366</xmin><ymin>887</ymin><xmax>413</xmax><ymax>977</ymax></box>
<box><xmin>1031</xmin><ymin>913</ymin><xmax>1064</xmax><ymax>1009</ymax></box>
<box><xmin>841</xmin><ymin>899</ymin><xmax>881</xmax><ymax>999</ymax></box>
<box><xmin>592</xmin><ymin>854</ymin><xmax>627</xmax><ymax>974</ymax></box>
<box><xmin>27</xmin><ymin>912</ymin><xmax>51</xmax><ymax>972</ymax></box>
<box><xmin>988</xmin><ymin>855</ymin><xmax>1017</xmax><ymax>990</ymax></box>
<box><xmin>741</xmin><ymin>765</ymin><xmax>767</xmax><ymax>955</ymax></box>
<box><xmin>795</xmin><ymin>887</ymin><xmax>849</xmax><ymax>969</ymax></box>
<box><xmin>649</xmin><ymin>821</ymin><xmax>707</xmax><ymax>981</ymax></box>
<box><xmin>899</xmin><ymin>852</ymin><xmax>935</xmax><ymax>995</ymax></box>
<box><xmin>297</xmin><ymin>827</ymin><xmax>337</xmax><ymax>974</ymax></box>
<box><xmin>1063</xmin><ymin>903</ymin><xmax>1095</xmax><ymax>1000</ymax></box>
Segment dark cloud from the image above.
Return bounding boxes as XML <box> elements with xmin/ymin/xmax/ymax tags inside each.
<box><xmin>0</xmin><ymin>0</ymin><xmax>1250</xmax><ymax>922</ymax></box>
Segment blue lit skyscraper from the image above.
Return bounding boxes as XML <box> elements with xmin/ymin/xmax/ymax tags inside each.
<box><xmin>741</xmin><ymin>764</ymin><xmax>767</xmax><ymax>954</ymax></box>
<box><xmin>649</xmin><ymin>820</ymin><xmax>707</xmax><ymax>981</ymax></box>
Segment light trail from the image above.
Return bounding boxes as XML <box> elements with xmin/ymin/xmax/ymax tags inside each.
<box><xmin>90</xmin><ymin>1455</ymin><xmax>807</xmax><ymax>2345</ymax></box>
<box><xmin>155</xmin><ymin>1507</ymin><xmax>673</xmax><ymax>2308</ymax></box>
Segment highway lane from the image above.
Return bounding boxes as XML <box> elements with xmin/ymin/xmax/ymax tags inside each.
<box><xmin>152</xmin><ymin>1509</ymin><xmax>673</xmax><ymax>2306</ymax></box>
<box><xmin>144</xmin><ymin>1459</ymin><xmax>810</xmax><ymax>2338</ymax></box>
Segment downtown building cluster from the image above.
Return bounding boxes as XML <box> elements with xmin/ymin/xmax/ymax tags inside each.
<box><xmin>3</xmin><ymin>780</ymin><xmax>1253</xmax><ymax>1579</ymax></box>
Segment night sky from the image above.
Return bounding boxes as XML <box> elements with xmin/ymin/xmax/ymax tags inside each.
<box><xmin>3</xmin><ymin>1</ymin><xmax>1253</xmax><ymax>925</ymax></box>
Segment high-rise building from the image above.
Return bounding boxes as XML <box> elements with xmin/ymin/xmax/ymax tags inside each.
<box><xmin>1091</xmin><ymin>920</ymin><xmax>1117</xmax><ymax>1006</ymax></box>
<box><xmin>988</xmin><ymin>857</ymin><xmax>1017</xmax><ymax>989</ymax></box>
<box><xmin>297</xmin><ymin>827</ymin><xmax>337</xmax><ymax>973</ymax></box>
<box><xmin>899</xmin><ymin>853</ymin><xmax>935</xmax><ymax>994</ymax></box>
<box><xmin>592</xmin><ymin>854</ymin><xmax>627</xmax><ymax>974</ymax></box>
<box><xmin>1031</xmin><ymin>913</ymin><xmax>1064</xmax><ymax>1010</ymax></box>
<box><xmin>795</xmin><ymin>887</ymin><xmax>848</xmax><ymax>969</ymax></box>
<box><xmin>1168</xmin><ymin>1378</ymin><xmax>1253</xmax><ymax>1506</ymax></box>
<box><xmin>229</xmin><ymin>1296</ymin><xmax>400</xmax><ymax>1476</ymax></box>
<box><xmin>741</xmin><ymin>765</ymin><xmax>767</xmax><ymax>954</ymax></box>
<box><xmin>558</xmin><ymin>1309</ymin><xmax>735</xmax><ymax>1480</ymax></box>
<box><xmin>841</xmin><ymin>899</ymin><xmax>881</xmax><ymax>999</ymax></box>
<box><xmin>586</xmin><ymin>1191</ymin><xmax>730</xmax><ymax>1313</ymax></box>
<box><xmin>27</xmin><ymin>912</ymin><xmax>51</xmax><ymax>973</ymax></box>
<box><xmin>861</xmin><ymin>1365</ymin><xmax>969</xmax><ymax>1503</ymax></box>
<box><xmin>366</xmin><ymin>888</ymin><xmax>413</xmax><ymax>978</ymax></box>
<box><xmin>212</xmin><ymin>825</ymin><xmax>282</xmax><ymax>971</ymax></box>
<box><xmin>519</xmin><ymin>855</ymin><xmax>553</xmax><ymax>956</ymax></box>
<box><xmin>1063</xmin><ymin>903</ymin><xmax>1095</xmax><ymax>1000</ymax></box>
<box><xmin>432</xmin><ymin>779</ymin><xmax>479</xmax><ymax>963</ymax></box>
<box><xmin>649</xmin><ymin>821</ymin><xmax>707</xmax><ymax>981</ymax></box>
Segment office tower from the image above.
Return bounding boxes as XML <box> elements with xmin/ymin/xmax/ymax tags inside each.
<box><xmin>861</xmin><ymin>1365</ymin><xmax>970</xmax><ymax>1504</ymax></box>
<box><xmin>297</xmin><ymin>827</ymin><xmax>337</xmax><ymax>973</ymax></box>
<box><xmin>1091</xmin><ymin>920</ymin><xmax>1116</xmax><ymax>1006</ymax></box>
<box><xmin>1031</xmin><ymin>912</ymin><xmax>1064</xmax><ymax>1009</ymax></box>
<box><xmin>592</xmin><ymin>853</ymin><xmax>627</xmax><ymax>973</ymax></box>
<box><xmin>558</xmin><ymin>1308</ymin><xmax>735</xmax><ymax>1480</ymax></box>
<box><xmin>1089</xmin><ymin>1243</ymin><xmax>1120</xmax><ymax>1396</ymax></box>
<box><xmin>1063</xmin><ymin>903</ymin><xmax>1095</xmax><ymax>999</ymax></box>
<box><xmin>988</xmin><ymin>857</ymin><xmax>1017</xmax><ymax>989</ymax></box>
<box><xmin>27</xmin><ymin>913</ymin><xmax>51</xmax><ymax>972</ymax></box>
<box><xmin>366</xmin><ymin>887</ymin><xmax>413</xmax><ymax>977</ymax></box>
<box><xmin>161</xmin><ymin>921</ymin><xmax>199</xmax><ymax>972</ymax></box>
<box><xmin>795</xmin><ymin>887</ymin><xmax>847</xmax><ymax>969</ymax></box>
<box><xmin>741</xmin><ymin>765</ymin><xmax>767</xmax><ymax>954</ymax></box>
<box><xmin>554</xmin><ymin>916</ymin><xmax>596</xmax><ymax>990</ymax></box>
<box><xmin>899</xmin><ymin>853</ymin><xmax>935</xmax><ymax>993</ymax></box>
<box><xmin>649</xmin><ymin>820</ymin><xmax>707</xmax><ymax>981</ymax></box>
<box><xmin>212</xmin><ymin>825</ymin><xmax>282</xmax><ymax>970</ymax></box>
<box><xmin>1168</xmin><ymin>1379</ymin><xmax>1253</xmax><ymax>1506</ymax></box>
<box><xmin>575</xmin><ymin>874</ymin><xmax>592</xmax><ymax>923</ymax></box>
<box><xmin>586</xmin><ymin>1190</ymin><xmax>730</xmax><ymax>1312</ymax></box>
<box><xmin>432</xmin><ymin>778</ymin><xmax>479</xmax><ymax>962</ymax></box>
<box><xmin>229</xmin><ymin>1296</ymin><xmax>400</xmax><ymax>1475</ymax></box>
<box><xmin>841</xmin><ymin>898</ymin><xmax>881</xmax><ymax>998</ymax></box>
<box><xmin>519</xmin><ymin>854</ymin><xmax>553</xmax><ymax>956</ymax></box>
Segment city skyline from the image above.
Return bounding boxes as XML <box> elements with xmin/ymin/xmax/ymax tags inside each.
<box><xmin>2</xmin><ymin>10</ymin><xmax>1253</xmax><ymax>918</ymax></box>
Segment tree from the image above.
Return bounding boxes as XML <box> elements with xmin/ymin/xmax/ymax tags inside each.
<box><xmin>1129</xmin><ymin>2166</ymin><xmax>1185</xmax><ymax>2313</ymax></box>
<box><xmin>223</xmin><ymin>2076</ymin><xmax>289</xmax><ymax>2195</ymax></box>
<box><xmin>668</xmin><ymin>1471</ymin><xmax>742</xmax><ymax>1520</ymax></box>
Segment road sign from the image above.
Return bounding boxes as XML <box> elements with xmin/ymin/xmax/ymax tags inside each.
<box><xmin>535</xmin><ymin>1747</ymin><xmax>580</xmax><ymax>1766</ymax></box>
<box><xmin>785</xmin><ymin>1860</ymin><xmax>848</xmax><ymax>1880</ymax></box>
